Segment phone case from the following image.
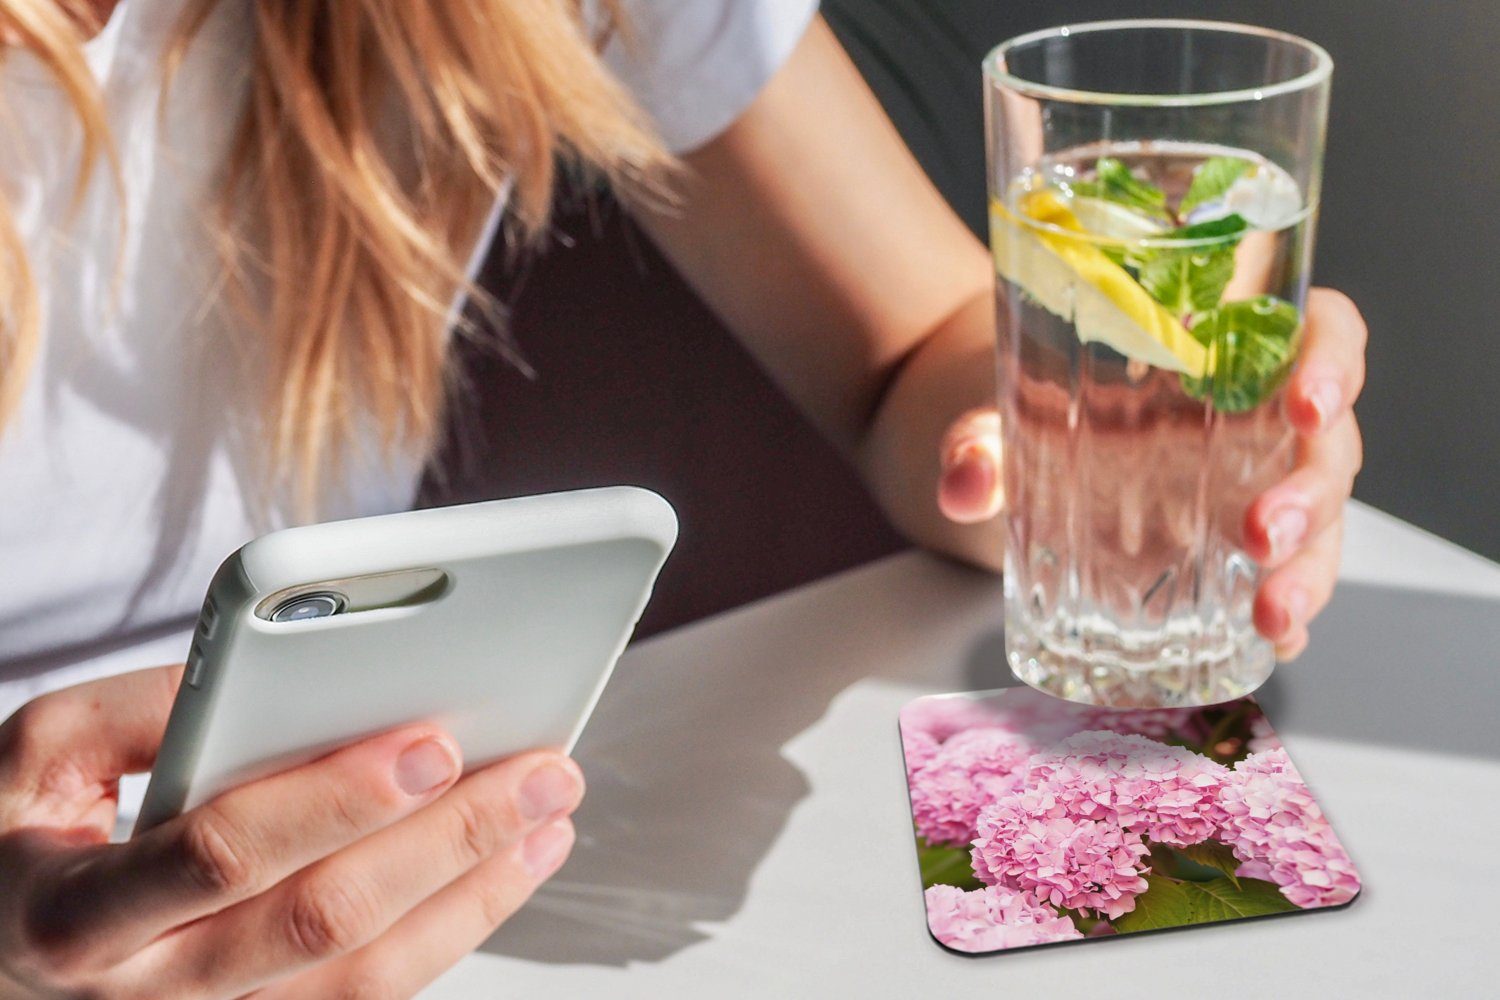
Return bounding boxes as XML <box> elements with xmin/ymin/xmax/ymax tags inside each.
<box><xmin>133</xmin><ymin>486</ymin><xmax>677</xmax><ymax>834</ymax></box>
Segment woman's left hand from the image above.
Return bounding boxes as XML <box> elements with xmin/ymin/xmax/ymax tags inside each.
<box><xmin>938</xmin><ymin>286</ymin><xmax>1367</xmax><ymax>661</ymax></box>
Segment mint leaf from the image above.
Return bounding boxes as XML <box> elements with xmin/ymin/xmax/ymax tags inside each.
<box><xmin>1112</xmin><ymin>875</ymin><xmax>1194</xmax><ymax>933</ymax></box>
<box><xmin>1187</xmin><ymin>877</ymin><xmax>1298</xmax><ymax>921</ymax></box>
<box><xmin>1173</xmin><ymin>214</ymin><xmax>1252</xmax><ymax>243</ymax></box>
<box><xmin>1136</xmin><ymin>252</ymin><xmax>1194</xmax><ymax>311</ymax></box>
<box><xmin>1181</xmin><ymin>296</ymin><xmax>1302</xmax><ymax>412</ymax></box>
<box><xmin>1135</xmin><ymin>215</ymin><xmax>1248</xmax><ymax>315</ymax></box>
<box><xmin>1180</xmin><ymin>156</ymin><xmax>1253</xmax><ymax>217</ymax></box>
<box><xmin>917</xmin><ymin>841</ymin><xmax>983</xmax><ymax>890</ymax></box>
<box><xmin>1073</xmin><ymin>157</ymin><xmax>1169</xmax><ymax>219</ymax></box>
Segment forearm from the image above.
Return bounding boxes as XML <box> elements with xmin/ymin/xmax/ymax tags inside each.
<box><xmin>631</xmin><ymin>15</ymin><xmax>1006</xmax><ymax>570</ymax></box>
<box><xmin>855</xmin><ymin>287</ymin><xmax>1004</xmax><ymax>572</ymax></box>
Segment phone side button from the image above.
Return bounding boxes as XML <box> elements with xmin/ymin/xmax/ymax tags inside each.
<box><xmin>185</xmin><ymin>644</ymin><xmax>205</xmax><ymax>689</ymax></box>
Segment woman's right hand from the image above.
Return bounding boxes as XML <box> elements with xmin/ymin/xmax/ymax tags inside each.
<box><xmin>0</xmin><ymin>664</ymin><xmax>584</xmax><ymax>999</ymax></box>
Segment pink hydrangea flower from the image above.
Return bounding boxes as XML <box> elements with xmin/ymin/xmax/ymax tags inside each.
<box><xmin>924</xmin><ymin>884</ymin><xmax>1082</xmax><ymax>953</ymax></box>
<box><xmin>908</xmin><ymin>728</ymin><xmax>1034</xmax><ymax>846</ymax></box>
<box><xmin>1028</xmin><ymin>731</ymin><xmax>1228</xmax><ymax>846</ymax></box>
<box><xmin>1246</xmin><ymin>713</ymin><xmax>1282</xmax><ymax>753</ymax></box>
<box><xmin>902</xmin><ymin>727</ymin><xmax>940</xmax><ymax>781</ymax></box>
<box><xmin>899</xmin><ymin>696</ymin><xmax>1003</xmax><ymax>744</ymax></box>
<box><xmin>1216</xmin><ymin>748</ymin><xmax>1361</xmax><ymax>908</ymax></box>
<box><xmin>1077</xmin><ymin>707</ymin><xmax>1188</xmax><ymax>741</ymax></box>
<box><xmin>982</xmin><ymin>688</ymin><xmax>1091</xmax><ymax>744</ymax></box>
<box><xmin>970</xmin><ymin>786</ymin><xmax>1151</xmax><ymax>919</ymax></box>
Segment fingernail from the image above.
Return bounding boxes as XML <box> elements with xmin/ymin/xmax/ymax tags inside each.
<box><xmin>943</xmin><ymin>439</ymin><xmax>991</xmax><ymax>475</ymax></box>
<box><xmin>942</xmin><ymin>448</ymin><xmax>994</xmax><ymax>494</ymax></box>
<box><xmin>1283</xmin><ymin>587</ymin><xmax>1311</xmax><ymax>629</ymax></box>
<box><xmin>1307</xmin><ymin>379</ymin><xmax>1342</xmax><ymax>428</ymax></box>
<box><xmin>940</xmin><ymin>442</ymin><xmax>1000</xmax><ymax>521</ymax></box>
<box><xmin>1275</xmin><ymin>638</ymin><xmax>1306</xmax><ymax>663</ymax></box>
<box><xmin>1265</xmin><ymin>506</ymin><xmax>1308</xmax><ymax>560</ymax></box>
<box><xmin>522</xmin><ymin>819</ymin><xmax>575</xmax><ymax>879</ymax></box>
<box><xmin>395</xmin><ymin>738</ymin><xmax>459</xmax><ymax>796</ymax></box>
<box><xmin>519</xmin><ymin>760</ymin><xmax>584</xmax><ymax>821</ymax></box>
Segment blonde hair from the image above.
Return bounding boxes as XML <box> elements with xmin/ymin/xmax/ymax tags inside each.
<box><xmin>0</xmin><ymin>0</ymin><xmax>671</xmax><ymax>509</ymax></box>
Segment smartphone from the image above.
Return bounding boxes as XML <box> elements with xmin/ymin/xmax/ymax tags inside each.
<box><xmin>133</xmin><ymin>486</ymin><xmax>677</xmax><ymax>835</ymax></box>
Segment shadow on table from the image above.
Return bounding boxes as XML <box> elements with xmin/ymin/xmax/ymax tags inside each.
<box><xmin>963</xmin><ymin>580</ymin><xmax>1500</xmax><ymax>761</ymax></box>
<box><xmin>1256</xmin><ymin>580</ymin><xmax>1500</xmax><ymax>760</ymax></box>
<box><xmin>960</xmin><ymin>628</ymin><xmax>1017</xmax><ymax>693</ymax></box>
<box><xmin>479</xmin><ymin>553</ymin><xmax>990</xmax><ymax>968</ymax></box>
<box><xmin>480</xmin><ymin>562</ymin><xmax>1499</xmax><ymax>968</ymax></box>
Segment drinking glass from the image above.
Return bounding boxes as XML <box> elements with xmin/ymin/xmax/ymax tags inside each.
<box><xmin>985</xmin><ymin>20</ymin><xmax>1332</xmax><ymax>706</ymax></box>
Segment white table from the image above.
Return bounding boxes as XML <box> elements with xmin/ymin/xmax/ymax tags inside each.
<box><xmin>421</xmin><ymin>502</ymin><xmax>1500</xmax><ymax>999</ymax></box>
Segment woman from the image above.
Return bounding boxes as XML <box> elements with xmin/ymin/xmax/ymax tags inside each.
<box><xmin>0</xmin><ymin>1</ymin><xmax>1365</xmax><ymax>995</ymax></box>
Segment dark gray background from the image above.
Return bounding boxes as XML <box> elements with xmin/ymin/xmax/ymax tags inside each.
<box><xmin>825</xmin><ymin>0</ymin><xmax>1500</xmax><ymax>560</ymax></box>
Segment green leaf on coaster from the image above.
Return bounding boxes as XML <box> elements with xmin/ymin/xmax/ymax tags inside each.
<box><xmin>1148</xmin><ymin>842</ymin><xmax>1222</xmax><ymax>884</ymax></box>
<box><xmin>1187</xmin><ymin>877</ymin><xmax>1299</xmax><ymax>922</ymax></box>
<box><xmin>917</xmin><ymin>841</ymin><xmax>984</xmax><ymax>891</ymax></box>
<box><xmin>1112</xmin><ymin>875</ymin><xmax>1196</xmax><ymax>933</ymax></box>
<box><xmin>1115</xmin><ymin>873</ymin><xmax>1297</xmax><ymax>933</ymax></box>
<box><xmin>1061</xmin><ymin>907</ymin><xmax>1107</xmax><ymax>934</ymax></box>
<box><xmin>1174</xmin><ymin>841</ymin><xmax>1245</xmax><ymax>886</ymax></box>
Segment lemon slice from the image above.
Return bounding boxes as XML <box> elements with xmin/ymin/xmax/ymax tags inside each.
<box><xmin>1068</xmin><ymin>195</ymin><xmax>1168</xmax><ymax>241</ymax></box>
<box><xmin>990</xmin><ymin>190</ymin><xmax>1209</xmax><ymax>378</ymax></box>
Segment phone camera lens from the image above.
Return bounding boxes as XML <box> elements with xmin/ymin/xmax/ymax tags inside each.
<box><xmin>269</xmin><ymin>592</ymin><xmax>346</xmax><ymax>623</ymax></box>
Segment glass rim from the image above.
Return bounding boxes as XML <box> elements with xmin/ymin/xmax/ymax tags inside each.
<box><xmin>983</xmin><ymin>18</ymin><xmax>1333</xmax><ymax>107</ymax></box>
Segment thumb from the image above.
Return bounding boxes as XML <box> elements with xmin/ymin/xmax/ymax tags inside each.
<box><xmin>937</xmin><ymin>408</ymin><xmax>1003</xmax><ymax>524</ymax></box>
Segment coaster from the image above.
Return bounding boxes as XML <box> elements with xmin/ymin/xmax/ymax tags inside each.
<box><xmin>899</xmin><ymin>688</ymin><xmax>1360</xmax><ymax>954</ymax></box>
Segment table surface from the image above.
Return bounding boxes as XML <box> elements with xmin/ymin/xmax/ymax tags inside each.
<box><xmin>411</xmin><ymin>501</ymin><xmax>1500</xmax><ymax>999</ymax></box>
<box><xmin>76</xmin><ymin>502</ymin><xmax>1497</xmax><ymax>997</ymax></box>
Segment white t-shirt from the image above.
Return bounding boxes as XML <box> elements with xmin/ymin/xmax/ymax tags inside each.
<box><xmin>0</xmin><ymin>0</ymin><xmax>818</xmax><ymax>721</ymax></box>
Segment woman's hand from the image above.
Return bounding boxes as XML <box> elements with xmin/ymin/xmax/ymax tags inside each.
<box><xmin>0</xmin><ymin>665</ymin><xmax>583</xmax><ymax>999</ymax></box>
<box><xmin>1242</xmin><ymin>289</ymin><xmax>1366</xmax><ymax>658</ymax></box>
<box><xmin>938</xmin><ymin>287</ymin><xmax>1368</xmax><ymax>660</ymax></box>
